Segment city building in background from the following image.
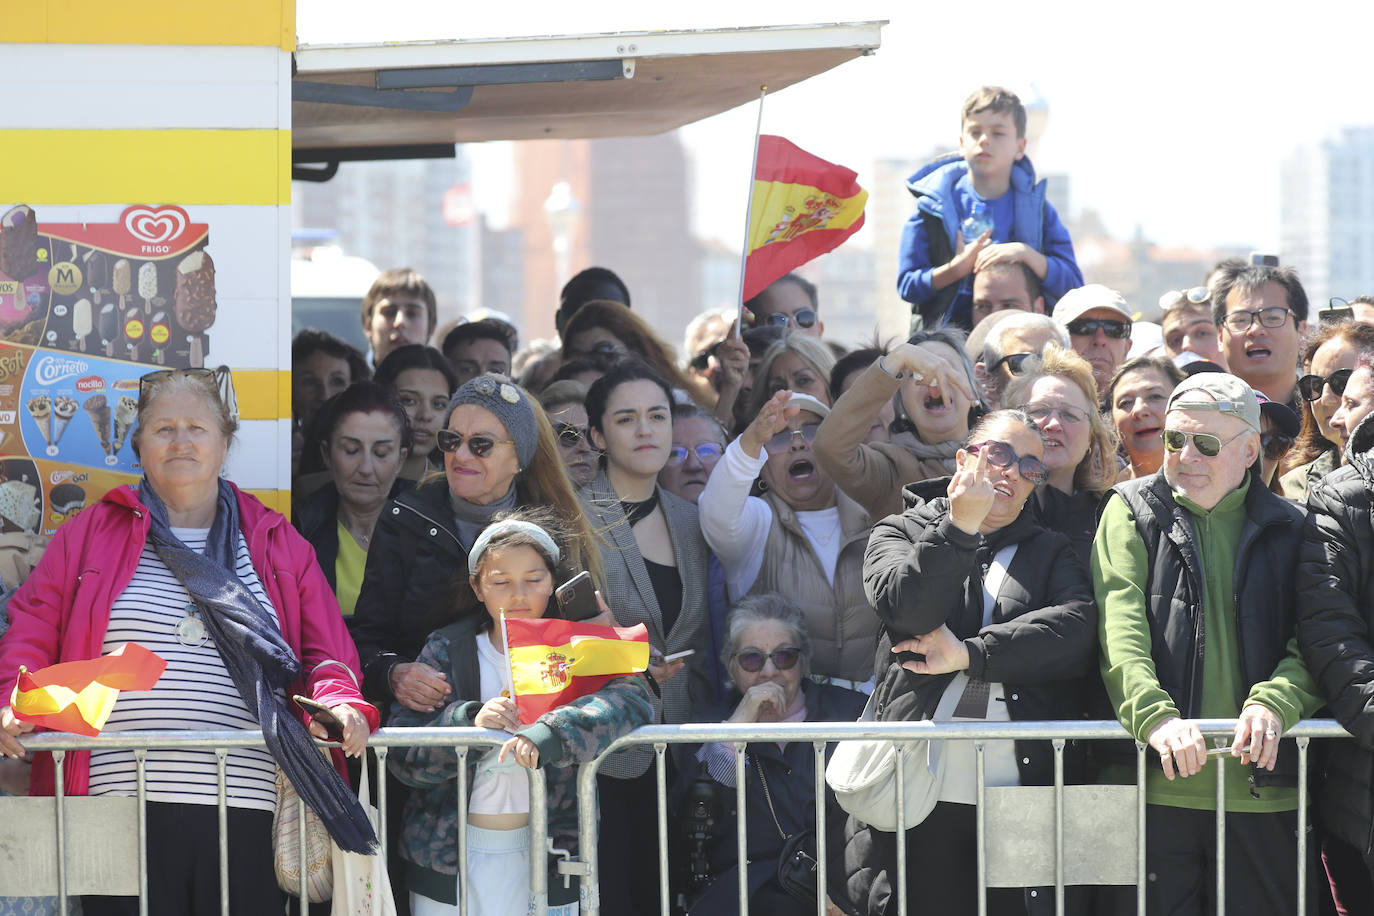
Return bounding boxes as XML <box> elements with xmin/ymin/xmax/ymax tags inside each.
<box><xmin>1282</xmin><ymin>126</ymin><xmax>1374</xmax><ymax>308</ymax></box>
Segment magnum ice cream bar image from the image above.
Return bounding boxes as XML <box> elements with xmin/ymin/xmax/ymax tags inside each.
<box><xmin>26</xmin><ymin>395</ymin><xmax>51</xmax><ymax>447</ymax></box>
<box><xmin>0</xmin><ymin>205</ymin><xmax>41</xmax><ymax>282</ymax></box>
<box><xmin>84</xmin><ymin>393</ymin><xmax>112</xmax><ymax>456</ymax></box>
<box><xmin>84</xmin><ymin>249</ymin><xmax>111</xmax><ymax>305</ymax></box>
<box><xmin>123</xmin><ymin>306</ymin><xmax>145</xmax><ymax>362</ymax></box>
<box><xmin>149</xmin><ymin>311</ymin><xmax>170</xmax><ymax>365</ymax></box>
<box><xmin>112</xmin><ymin>394</ymin><xmax>138</xmax><ymax>455</ymax></box>
<box><xmin>113</xmin><ymin>258</ymin><xmax>132</xmax><ymax>310</ymax></box>
<box><xmin>50</xmin><ymin>482</ymin><xmax>87</xmax><ymax>519</ymax></box>
<box><xmin>72</xmin><ymin>298</ymin><xmax>93</xmax><ymax>351</ymax></box>
<box><xmin>139</xmin><ymin>261</ymin><xmax>158</xmax><ymax>315</ymax></box>
<box><xmin>175</xmin><ymin>249</ymin><xmax>216</xmax><ymax>368</ymax></box>
<box><xmin>98</xmin><ymin>301</ymin><xmax>119</xmax><ymax>357</ymax></box>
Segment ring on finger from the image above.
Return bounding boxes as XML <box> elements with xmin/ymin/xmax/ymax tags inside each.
<box><xmin>1264</xmin><ymin>729</ymin><xmax>1277</xmax><ymax>739</ymax></box>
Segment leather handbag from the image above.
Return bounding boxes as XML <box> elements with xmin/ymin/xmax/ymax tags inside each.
<box><xmin>754</xmin><ymin>755</ymin><xmax>819</xmax><ymax>904</ymax></box>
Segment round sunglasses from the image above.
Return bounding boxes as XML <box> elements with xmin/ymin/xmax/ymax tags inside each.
<box><xmin>1065</xmin><ymin>318</ymin><xmax>1132</xmax><ymax>339</ymax></box>
<box><xmin>1298</xmin><ymin>369</ymin><xmax>1354</xmax><ymax>403</ymax></box>
<box><xmin>966</xmin><ymin>439</ymin><xmax>1049</xmax><ymax>485</ymax></box>
<box><xmin>1162</xmin><ymin>428</ymin><xmax>1249</xmax><ymax>457</ymax></box>
<box><xmin>435</xmin><ymin>429</ymin><xmax>516</xmax><ymax>458</ymax></box>
<box><xmin>733</xmin><ymin>647</ymin><xmax>802</xmax><ymax>672</ymax></box>
<box><xmin>758</xmin><ymin>308</ymin><xmax>818</xmax><ymax>330</ymax></box>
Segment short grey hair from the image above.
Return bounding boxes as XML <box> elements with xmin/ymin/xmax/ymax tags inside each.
<box><xmin>721</xmin><ymin>593</ymin><xmax>811</xmax><ymax>683</ymax></box>
<box><xmin>981</xmin><ymin>313</ymin><xmax>1068</xmax><ymax>369</ymax></box>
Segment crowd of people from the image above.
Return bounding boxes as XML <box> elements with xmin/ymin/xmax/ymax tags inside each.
<box><xmin>2</xmin><ymin>85</ymin><xmax>1374</xmax><ymax>916</ymax></box>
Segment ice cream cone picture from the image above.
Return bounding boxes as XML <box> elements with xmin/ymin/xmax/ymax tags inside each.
<box><xmin>83</xmin><ymin>394</ymin><xmax>112</xmax><ymax>457</ymax></box>
<box><xmin>26</xmin><ymin>396</ymin><xmax>52</xmax><ymax>448</ymax></box>
<box><xmin>72</xmin><ymin>298</ymin><xmax>93</xmax><ymax>351</ymax></box>
<box><xmin>51</xmin><ymin>396</ymin><xmax>77</xmax><ymax>455</ymax></box>
<box><xmin>111</xmin><ymin>395</ymin><xmax>137</xmax><ymax>455</ymax></box>
<box><xmin>138</xmin><ymin>262</ymin><xmax>158</xmax><ymax>315</ymax></box>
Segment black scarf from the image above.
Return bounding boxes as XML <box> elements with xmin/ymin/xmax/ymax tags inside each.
<box><xmin>621</xmin><ymin>488</ymin><xmax>660</xmax><ymax>527</ymax></box>
<box><xmin>139</xmin><ymin>478</ymin><xmax>376</xmax><ymax>854</ymax></box>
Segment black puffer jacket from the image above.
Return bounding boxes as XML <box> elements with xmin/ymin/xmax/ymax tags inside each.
<box><xmin>292</xmin><ymin>479</ymin><xmax>409</xmax><ymax>593</ymax></box>
<box><xmin>861</xmin><ymin>477</ymin><xmax>1098</xmax><ymax>786</ymax></box>
<box><xmin>1297</xmin><ymin>416</ymin><xmax>1374</xmax><ymax>854</ymax></box>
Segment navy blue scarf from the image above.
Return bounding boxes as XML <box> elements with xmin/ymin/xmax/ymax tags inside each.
<box><xmin>139</xmin><ymin>477</ymin><xmax>376</xmax><ymax>853</ymax></box>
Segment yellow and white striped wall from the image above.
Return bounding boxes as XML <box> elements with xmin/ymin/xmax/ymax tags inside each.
<box><xmin>1</xmin><ymin>0</ymin><xmax>296</xmax><ymax>512</ymax></box>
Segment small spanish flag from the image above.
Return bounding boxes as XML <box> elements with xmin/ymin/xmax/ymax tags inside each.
<box><xmin>504</xmin><ymin>619</ymin><xmax>650</xmax><ymax>725</ymax></box>
<box><xmin>741</xmin><ymin>135</ymin><xmax>868</xmax><ymax>302</ymax></box>
<box><xmin>11</xmin><ymin>643</ymin><xmax>167</xmax><ymax>737</ymax></box>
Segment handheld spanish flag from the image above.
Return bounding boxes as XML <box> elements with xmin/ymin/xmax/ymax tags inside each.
<box><xmin>10</xmin><ymin>642</ymin><xmax>167</xmax><ymax>737</ymax></box>
<box><xmin>741</xmin><ymin>135</ymin><xmax>868</xmax><ymax>302</ymax></box>
<box><xmin>503</xmin><ymin>618</ymin><xmax>650</xmax><ymax>725</ymax></box>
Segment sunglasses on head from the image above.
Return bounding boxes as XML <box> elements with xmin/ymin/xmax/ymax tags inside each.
<box><xmin>763</xmin><ymin>423</ymin><xmax>821</xmax><ymax>455</ymax></box>
<box><xmin>966</xmin><ymin>439</ymin><xmax>1050</xmax><ymax>485</ymax></box>
<box><xmin>667</xmin><ymin>442</ymin><xmax>724</xmax><ymax>466</ymax></box>
<box><xmin>435</xmin><ymin>428</ymin><xmax>516</xmax><ymax>458</ymax></box>
<box><xmin>1298</xmin><ymin>369</ymin><xmax>1354</xmax><ymax>402</ymax></box>
<box><xmin>992</xmin><ymin>352</ymin><xmax>1033</xmax><ymax>375</ymax></box>
<box><xmin>1161</xmin><ymin>287</ymin><xmax>1211</xmax><ymax>312</ymax></box>
<box><xmin>1065</xmin><ymin>318</ymin><xmax>1132</xmax><ymax>340</ymax></box>
<box><xmin>554</xmin><ymin>423</ymin><xmax>589</xmax><ymax>447</ymax></box>
<box><xmin>734</xmin><ymin>647</ymin><xmax>802</xmax><ymax>672</ymax></box>
<box><xmin>1261</xmin><ymin>431</ymin><xmax>1294</xmax><ymax>461</ymax></box>
<box><xmin>138</xmin><ymin>366</ymin><xmax>218</xmax><ymax>398</ymax></box>
<box><xmin>1162</xmin><ymin>428</ymin><xmax>1249</xmax><ymax>457</ymax></box>
<box><xmin>758</xmin><ymin>308</ymin><xmax>818</xmax><ymax>330</ymax></box>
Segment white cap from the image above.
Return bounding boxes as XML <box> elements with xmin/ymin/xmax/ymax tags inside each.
<box><xmin>1053</xmin><ymin>284</ymin><xmax>1133</xmax><ymax>327</ymax></box>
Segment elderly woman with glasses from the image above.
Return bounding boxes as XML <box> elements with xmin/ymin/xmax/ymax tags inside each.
<box><xmin>680</xmin><ymin>593</ymin><xmax>864</xmax><ymax>916</ymax></box>
<box><xmin>0</xmin><ymin>367</ymin><xmax>378</xmax><ymax>915</ymax></box>
<box><xmin>699</xmin><ymin>388</ymin><xmax>881</xmax><ymax>694</ymax></box>
<box><xmin>845</xmin><ymin>409</ymin><xmax>1097</xmax><ymax>916</ymax></box>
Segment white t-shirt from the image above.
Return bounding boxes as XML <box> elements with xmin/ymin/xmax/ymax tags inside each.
<box><xmin>468</xmin><ymin>631</ymin><xmax>528</xmax><ymax>816</ymax></box>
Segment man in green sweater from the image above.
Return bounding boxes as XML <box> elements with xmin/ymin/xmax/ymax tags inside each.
<box><xmin>1093</xmin><ymin>372</ymin><xmax>1323</xmax><ymax>914</ymax></box>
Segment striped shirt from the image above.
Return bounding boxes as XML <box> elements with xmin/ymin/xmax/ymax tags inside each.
<box><xmin>89</xmin><ymin>526</ymin><xmax>282</xmax><ymax>811</ymax></box>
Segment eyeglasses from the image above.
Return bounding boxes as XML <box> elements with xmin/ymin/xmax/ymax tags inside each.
<box><xmin>667</xmin><ymin>442</ymin><xmax>724</xmax><ymax>466</ymax></box>
<box><xmin>1261</xmin><ymin>431</ymin><xmax>1294</xmax><ymax>461</ymax></box>
<box><xmin>1298</xmin><ymin>369</ymin><xmax>1354</xmax><ymax>402</ymax></box>
<box><xmin>1221</xmin><ymin>306</ymin><xmax>1293</xmax><ymax>333</ymax></box>
<box><xmin>1161</xmin><ymin>287</ymin><xmax>1211</xmax><ymax>312</ymax></box>
<box><xmin>758</xmin><ymin>308</ymin><xmax>819</xmax><ymax>330</ymax></box>
<box><xmin>435</xmin><ymin>428</ymin><xmax>516</xmax><ymax>458</ymax></box>
<box><xmin>992</xmin><ymin>352</ymin><xmax>1033</xmax><ymax>375</ymax></box>
<box><xmin>139</xmin><ymin>366</ymin><xmax>216</xmax><ymax>398</ymax></box>
<box><xmin>1025</xmin><ymin>403</ymin><xmax>1091</xmax><ymax>426</ymax></box>
<box><xmin>733</xmin><ymin>647</ymin><xmax>802</xmax><ymax>672</ymax></box>
<box><xmin>1162</xmin><ymin>428</ymin><xmax>1250</xmax><ymax>457</ymax></box>
<box><xmin>763</xmin><ymin>423</ymin><xmax>821</xmax><ymax>455</ymax></box>
<box><xmin>1065</xmin><ymin>318</ymin><xmax>1132</xmax><ymax>339</ymax></box>
<box><xmin>966</xmin><ymin>439</ymin><xmax>1050</xmax><ymax>485</ymax></box>
<box><xmin>554</xmin><ymin>423</ymin><xmax>589</xmax><ymax>447</ymax></box>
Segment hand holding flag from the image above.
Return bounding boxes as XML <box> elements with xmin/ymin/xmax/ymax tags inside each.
<box><xmin>9</xmin><ymin>642</ymin><xmax>167</xmax><ymax>737</ymax></box>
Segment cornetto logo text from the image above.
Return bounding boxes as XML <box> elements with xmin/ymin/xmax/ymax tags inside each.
<box><xmin>33</xmin><ymin>355</ymin><xmax>91</xmax><ymax>387</ymax></box>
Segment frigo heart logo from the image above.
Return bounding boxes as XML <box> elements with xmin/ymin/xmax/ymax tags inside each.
<box><xmin>123</xmin><ymin>207</ymin><xmax>188</xmax><ymax>245</ymax></box>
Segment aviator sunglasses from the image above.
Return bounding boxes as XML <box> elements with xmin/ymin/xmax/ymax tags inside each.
<box><xmin>763</xmin><ymin>423</ymin><xmax>821</xmax><ymax>455</ymax></box>
<box><xmin>966</xmin><ymin>439</ymin><xmax>1050</xmax><ymax>485</ymax></box>
<box><xmin>734</xmin><ymin>647</ymin><xmax>802</xmax><ymax>672</ymax></box>
<box><xmin>436</xmin><ymin>429</ymin><xmax>516</xmax><ymax>458</ymax></box>
<box><xmin>1162</xmin><ymin>428</ymin><xmax>1249</xmax><ymax>457</ymax></box>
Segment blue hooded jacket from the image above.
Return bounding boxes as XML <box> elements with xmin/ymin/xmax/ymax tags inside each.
<box><xmin>896</xmin><ymin>153</ymin><xmax>1082</xmax><ymax>329</ymax></box>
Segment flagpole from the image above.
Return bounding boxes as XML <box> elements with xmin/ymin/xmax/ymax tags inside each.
<box><xmin>735</xmin><ymin>85</ymin><xmax>768</xmax><ymax>339</ymax></box>
<box><xmin>499</xmin><ymin>610</ymin><xmax>517</xmax><ymax>715</ymax></box>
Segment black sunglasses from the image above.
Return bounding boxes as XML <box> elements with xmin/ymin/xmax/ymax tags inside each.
<box><xmin>554</xmin><ymin>423</ymin><xmax>588</xmax><ymax>447</ymax></box>
<box><xmin>734</xmin><ymin>647</ymin><xmax>802</xmax><ymax>672</ymax></box>
<box><xmin>967</xmin><ymin>439</ymin><xmax>1049</xmax><ymax>485</ymax></box>
<box><xmin>1065</xmin><ymin>318</ymin><xmax>1132</xmax><ymax>340</ymax></box>
<box><xmin>1298</xmin><ymin>369</ymin><xmax>1354</xmax><ymax>402</ymax></box>
<box><xmin>992</xmin><ymin>352</ymin><xmax>1033</xmax><ymax>375</ymax></box>
<box><xmin>759</xmin><ymin>308</ymin><xmax>818</xmax><ymax>330</ymax></box>
<box><xmin>763</xmin><ymin>423</ymin><xmax>821</xmax><ymax>455</ymax></box>
<box><xmin>1162</xmin><ymin>428</ymin><xmax>1248</xmax><ymax>458</ymax></box>
<box><xmin>1261</xmin><ymin>431</ymin><xmax>1294</xmax><ymax>461</ymax></box>
<box><xmin>435</xmin><ymin>428</ymin><xmax>516</xmax><ymax>458</ymax></box>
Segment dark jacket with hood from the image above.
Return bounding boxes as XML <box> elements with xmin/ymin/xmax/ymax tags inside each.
<box><xmin>1298</xmin><ymin>414</ymin><xmax>1374</xmax><ymax>854</ymax></box>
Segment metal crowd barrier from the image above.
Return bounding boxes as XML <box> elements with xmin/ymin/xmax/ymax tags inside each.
<box><xmin>0</xmin><ymin>719</ymin><xmax>1353</xmax><ymax>916</ymax></box>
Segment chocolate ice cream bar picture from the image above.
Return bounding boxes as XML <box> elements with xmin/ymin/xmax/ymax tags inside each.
<box><xmin>72</xmin><ymin>298</ymin><xmax>93</xmax><ymax>351</ymax></box>
<box><xmin>0</xmin><ymin>205</ymin><xmax>41</xmax><ymax>282</ymax></box>
<box><xmin>83</xmin><ymin>394</ymin><xmax>112</xmax><ymax>456</ymax></box>
<box><xmin>138</xmin><ymin>261</ymin><xmax>158</xmax><ymax>314</ymax></box>
<box><xmin>25</xmin><ymin>395</ymin><xmax>51</xmax><ymax>447</ymax></box>
<box><xmin>175</xmin><ymin>249</ymin><xmax>216</xmax><ymax>368</ymax></box>
<box><xmin>98</xmin><ymin>301</ymin><xmax>118</xmax><ymax>357</ymax></box>
<box><xmin>84</xmin><ymin>250</ymin><xmax>111</xmax><ymax>305</ymax></box>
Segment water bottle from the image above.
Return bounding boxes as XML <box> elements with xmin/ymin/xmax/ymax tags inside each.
<box><xmin>961</xmin><ymin>201</ymin><xmax>993</xmax><ymax>243</ymax></box>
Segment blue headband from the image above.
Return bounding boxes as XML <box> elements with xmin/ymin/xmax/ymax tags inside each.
<box><xmin>469</xmin><ymin>520</ymin><xmax>561</xmax><ymax>572</ymax></box>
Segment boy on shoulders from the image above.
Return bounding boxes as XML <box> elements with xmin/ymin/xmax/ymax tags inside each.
<box><xmin>897</xmin><ymin>86</ymin><xmax>1082</xmax><ymax>332</ymax></box>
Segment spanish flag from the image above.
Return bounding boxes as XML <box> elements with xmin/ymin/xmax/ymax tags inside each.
<box><xmin>741</xmin><ymin>135</ymin><xmax>868</xmax><ymax>302</ymax></box>
<box><xmin>504</xmin><ymin>619</ymin><xmax>650</xmax><ymax>725</ymax></box>
<box><xmin>10</xmin><ymin>643</ymin><xmax>167</xmax><ymax>737</ymax></box>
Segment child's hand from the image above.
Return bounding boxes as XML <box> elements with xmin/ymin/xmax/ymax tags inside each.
<box><xmin>498</xmin><ymin>735</ymin><xmax>541</xmax><ymax>769</ymax></box>
<box><xmin>474</xmin><ymin>696</ymin><xmax>521</xmax><ymax>733</ymax></box>
<box><xmin>949</xmin><ymin>228</ymin><xmax>993</xmax><ymax>278</ymax></box>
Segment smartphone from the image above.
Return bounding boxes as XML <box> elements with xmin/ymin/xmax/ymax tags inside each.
<box><xmin>555</xmin><ymin>570</ymin><xmax>600</xmax><ymax>621</ymax></box>
<box><xmin>293</xmin><ymin>694</ymin><xmax>344</xmax><ymax>741</ymax></box>
<box><xmin>661</xmin><ymin>649</ymin><xmax>695</xmax><ymax>662</ymax></box>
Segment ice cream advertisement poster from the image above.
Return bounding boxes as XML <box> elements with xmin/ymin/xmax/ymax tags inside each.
<box><xmin>0</xmin><ymin>203</ymin><xmax>218</xmax><ymax>369</ymax></box>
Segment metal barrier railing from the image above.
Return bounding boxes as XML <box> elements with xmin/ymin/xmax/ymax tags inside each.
<box><xmin>2</xmin><ymin>719</ymin><xmax>1353</xmax><ymax>916</ymax></box>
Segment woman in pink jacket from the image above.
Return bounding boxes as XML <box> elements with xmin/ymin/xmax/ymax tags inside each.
<box><xmin>0</xmin><ymin>366</ymin><xmax>378</xmax><ymax>916</ymax></box>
